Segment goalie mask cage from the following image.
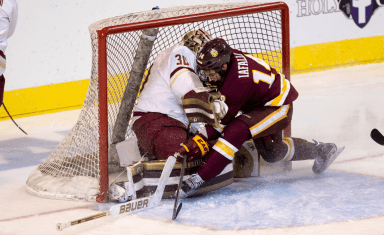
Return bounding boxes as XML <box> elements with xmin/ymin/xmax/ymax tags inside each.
<box><xmin>26</xmin><ymin>2</ymin><xmax>290</xmax><ymax>202</ymax></box>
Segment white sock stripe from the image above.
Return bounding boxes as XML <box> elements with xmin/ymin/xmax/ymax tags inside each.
<box><xmin>212</xmin><ymin>145</ymin><xmax>233</xmax><ymax>160</ymax></box>
<box><xmin>217</xmin><ymin>137</ymin><xmax>239</xmax><ymax>153</ymax></box>
<box><xmin>282</xmin><ymin>137</ymin><xmax>295</xmax><ymax>161</ymax></box>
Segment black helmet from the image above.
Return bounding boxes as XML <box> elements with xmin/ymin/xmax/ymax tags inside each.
<box><xmin>196</xmin><ymin>38</ymin><xmax>232</xmax><ymax>88</ymax></box>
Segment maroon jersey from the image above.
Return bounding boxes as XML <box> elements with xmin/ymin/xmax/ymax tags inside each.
<box><xmin>218</xmin><ymin>48</ymin><xmax>298</xmax><ymax>125</ymax></box>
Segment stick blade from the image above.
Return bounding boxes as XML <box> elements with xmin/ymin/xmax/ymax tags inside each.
<box><xmin>172</xmin><ymin>203</ymin><xmax>183</xmax><ymax>220</ymax></box>
<box><xmin>371</xmin><ymin>129</ymin><xmax>384</xmax><ymax>146</ymax></box>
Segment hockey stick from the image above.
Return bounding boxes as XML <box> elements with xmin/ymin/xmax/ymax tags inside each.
<box><xmin>172</xmin><ymin>124</ymin><xmax>192</xmax><ymax>220</ymax></box>
<box><xmin>172</xmin><ymin>154</ymin><xmax>186</xmax><ymax>220</ymax></box>
<box><xmin>2</xmin><ymin>103</ymin><xmax>28</xmax><ymax>135</ymax></box>
<box><xmin>371</xmin><ymin>128</ymin><xmax>384</xmax><ymax>146</ymax></box>
<box><xmin>56</xmin><ymin>155</ymin><xmax>176</xmax><ymax>231</ymax></box>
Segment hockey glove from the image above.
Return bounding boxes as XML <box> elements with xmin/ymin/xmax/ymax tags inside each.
<box><xmin>177</xmin><ymin>134</ymin><xmax>210</xmax><ymax>162</ymax></box>
<box><xmin>213</xmin><ymin>99</ymin><xmax>228</xmax><ymax>120</ymax></box>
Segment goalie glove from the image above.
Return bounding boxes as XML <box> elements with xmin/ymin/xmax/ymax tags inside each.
<box><xmin>213</xmin><ymin>99</ymin><xmax>228</xmax><ymax>120</ymax></box>
<box><xmin>177</xmin><ymin>134</ymin><xmax>210</xmax><ymax>162</ymax></box>
<box><xmin>110</xmin><ymin>182</ymin><xmax>134</xmax><ymax>203</ymax></box>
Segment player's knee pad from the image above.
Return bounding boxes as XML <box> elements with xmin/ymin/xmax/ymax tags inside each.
<box><xmin>253</xmin><ymin>134</ymin><xmax>288</xmax><ymax>163</ymax></box>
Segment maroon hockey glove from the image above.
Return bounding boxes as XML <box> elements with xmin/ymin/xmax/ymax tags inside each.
<box><xmin>177</xmin><ymin>134</ymin><xmax>210</xmax><ymax>162</ymax></box>
<box><xmin>0</xmin><ymin>75</ymin><xmax>5</xmax><ymax>106</ymax></box>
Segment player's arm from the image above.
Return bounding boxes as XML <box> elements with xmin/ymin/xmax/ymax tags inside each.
<box><xmin>169</xmin><ymin>46</ymin><xmax>203</xmax><ymax>100</ymax></box>
<box><xmin>245</xmin><ymin>54</ymin><xmax>298</xmax><ymax>107</ymax></box>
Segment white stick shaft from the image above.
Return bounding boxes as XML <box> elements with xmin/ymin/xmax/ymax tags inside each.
<box><xmin>110</xmin><ymin>156</ymin><xmax>176</xmax><ymax>217</ymax></box>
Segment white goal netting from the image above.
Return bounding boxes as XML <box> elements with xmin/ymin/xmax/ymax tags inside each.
<box><xmin>26</xmin><ymin>2</ymin><xmax>288</xmax><ymax>202</ymax></box>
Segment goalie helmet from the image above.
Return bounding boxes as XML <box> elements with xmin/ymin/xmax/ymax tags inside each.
<box><xmin>181</xmin><ymin>29</ymin><xmax>212</xmax><ymax>55</ymax></box>
<box><xmin>196</xmin><ymin>38</ymin><xmax>232</xmax><ymax>88</ymax></box>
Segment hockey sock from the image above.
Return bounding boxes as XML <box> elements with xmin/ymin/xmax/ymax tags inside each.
<box><xmin>197</xmin><ymin>149</ymin><xmax>232</xmax><ymax>181</ymax></box>
<box><xmin>290</xmin><ymin>137</ymin><xmax>318</xmax><ymax>161</ymax></box>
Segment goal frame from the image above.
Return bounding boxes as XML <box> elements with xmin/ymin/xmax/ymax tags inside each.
<box><xmin>97</xmin><ymin>2</ymin><xmax>290</xmax><ymax>202</ymax></box>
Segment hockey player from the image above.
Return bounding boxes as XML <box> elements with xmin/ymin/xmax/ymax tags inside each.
<box><xmin>0</xmin><ymin>0</ymin><xmax>18</xmax><ymax>107</ymax></box>
<box><xmin>110</xmin><ymin>30</ymin><xmax>229</xmax><ymax>202</ymax></box>
<box><xmin>130</xmin><ymin>29</ymin><xmax>228</xmax><ymax>162</ymax></box>
<box><xmin>179</xmin><ymin>38</ymin><xmax>344</xmax><ymax>198</ymax></box>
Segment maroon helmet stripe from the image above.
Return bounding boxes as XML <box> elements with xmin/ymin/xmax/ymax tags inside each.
<box><xmin>170</xmin><ymin>66</ymin><xmax>195</xmax><ymax>78</ymax></box>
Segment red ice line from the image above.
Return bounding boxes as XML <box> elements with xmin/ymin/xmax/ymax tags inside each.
<box><xmin>0</xmin><ymin>204</ymin><xmax>99</xmax><ymax>223</ymax></box>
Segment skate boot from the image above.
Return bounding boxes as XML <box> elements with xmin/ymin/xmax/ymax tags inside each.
<box><xmin>179</xmin><ymin>173</ymin><xmax>205</xmax><ymax>199</ymax></box>
<box><xmin>312</xmin><ymin>140</ymin><xmax>338</xmax><ymax>174</ymax></box>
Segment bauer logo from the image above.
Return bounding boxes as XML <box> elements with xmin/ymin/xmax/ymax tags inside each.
<box><xmin>119</xmin><ymin>199</ymin><xmax>149</xmax><ymax>214</ymax></box>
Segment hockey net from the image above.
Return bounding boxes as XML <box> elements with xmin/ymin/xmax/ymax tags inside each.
<box><xmin>26</xmin><ymin>2</ymin><xmax>290</xmax><ymax>202</ymax></box>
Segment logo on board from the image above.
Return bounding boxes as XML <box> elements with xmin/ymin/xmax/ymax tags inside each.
<box><xmin>296</xmin><ymin>0</ymin><xmax>383</xmax><ymax>28</ymax></box>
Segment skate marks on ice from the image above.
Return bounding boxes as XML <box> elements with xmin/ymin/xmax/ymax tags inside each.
<box><xmin>92</xmin><ymin>170</ymin><xmax>384</xmax><ymax>230</ymax></box>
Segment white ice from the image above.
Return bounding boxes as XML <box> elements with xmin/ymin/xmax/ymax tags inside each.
<box><xmin>1</xmin><ymin>63</ymin><xmax>384</xmax><ymax>235</ymax></box>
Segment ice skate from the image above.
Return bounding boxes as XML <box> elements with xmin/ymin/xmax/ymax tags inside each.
<box><xmin>312</xmin><ymin>140</ymin><xmax>344</xmax><ymax>174</ymax></box>
<box><xmin>179</xmin><ymin>173</ymin><xmax>205</xmax><ymax>199</ymax></box>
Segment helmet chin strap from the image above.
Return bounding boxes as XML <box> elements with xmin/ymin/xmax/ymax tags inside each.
<box><xmin>205</xmin><ymin>61</ymin><xmax>231</xmax><ymax>88</ymax></box>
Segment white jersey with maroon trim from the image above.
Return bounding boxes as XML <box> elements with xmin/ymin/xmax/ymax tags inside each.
<box><xmin>133</xmin><ymin>45</ymin><xmax>204</xmax><ymax>128</ymax></box>
<box><xmin>0</xmin><ymin>0</ymin><xmax>18</xmax><ymax>76</ymax></box>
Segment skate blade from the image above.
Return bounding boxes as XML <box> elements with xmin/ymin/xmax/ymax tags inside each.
<box><xmin>326</xmin><ymin>146</ymin><xmax>345</xmax><ymax>169</ymax></box>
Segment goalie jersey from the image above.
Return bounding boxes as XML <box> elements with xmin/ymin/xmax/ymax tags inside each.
<box><xmin>133</xmin><ymin>45</ymin><xmax>204</xmax><ymax>128</ymax></box>
<box><xmin>0</xmin><ymin>0</ymin><xmax>18</xmax><ymax>76</ymax></box>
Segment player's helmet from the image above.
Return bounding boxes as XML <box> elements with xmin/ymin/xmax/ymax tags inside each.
<box><xmin>181</xmin><ymin>29</ymin><xmax>212</xmax><ymax>55</ymax></box>
<box><xmin>196</xmin><ymin>38</ymin><xmax>232</xmax><ymax>88</ymax></box>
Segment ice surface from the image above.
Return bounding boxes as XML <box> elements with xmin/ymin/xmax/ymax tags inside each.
<box><xmin>1</xmin><ymin>63</ymin><xmax>384</xmax><ymax>234</ymax></box>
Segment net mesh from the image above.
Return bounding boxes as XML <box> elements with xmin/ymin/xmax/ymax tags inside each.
<box><xmin>26</xmin><ymin>2</ymin><xmax>286</xmax><ymax>202</ymax></box>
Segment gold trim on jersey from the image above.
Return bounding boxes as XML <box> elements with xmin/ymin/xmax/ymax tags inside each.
<box><xmin>282</xmin><ymin>137</ymin><xmax>295</xmax><ymax>161</ymax></box>
<box><xmin>212</xmin><ymin>137</ymin><xmax>239</xmax><ymax>160</ymax></box>
<box><xmin>249</xmin><ymin>104</ymin><xmax>290</xmax><ymax>137</ymax></box>
<box><xmin>264</xmin><ymin>74</ymin><xmax>290</xmax><ymax>107</ymax></box>
<box><xmin>170</xmin><ymin>68</ymin><xmax>190</xmax><ymax>89</ymax></box>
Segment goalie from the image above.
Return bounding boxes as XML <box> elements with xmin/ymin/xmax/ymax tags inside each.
<box><xmin>110</xmin><ymin>30</ymin><xmax>229</xmax><ymax>202</ymax></box>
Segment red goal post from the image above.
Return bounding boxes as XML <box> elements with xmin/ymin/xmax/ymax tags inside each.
<box><xmin>26</xmin><ymin>2</ymin><xmax>290</xmax><ymax>203</ymax></box>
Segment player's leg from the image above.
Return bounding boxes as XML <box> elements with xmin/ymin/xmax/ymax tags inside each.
<box><xmin>132</xmin><ymin>112</ymin><xmax>189</xmax><ymax>160</ymax></box>
<box><xmin>179</xmin><ymin>117</ymin><xmax>252</xmax><ymax>198</ymax></box>
<box><xmin>249</xmin><ymin>104</ymin><xmax>341</xmax><ymax>173</ymax></box>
